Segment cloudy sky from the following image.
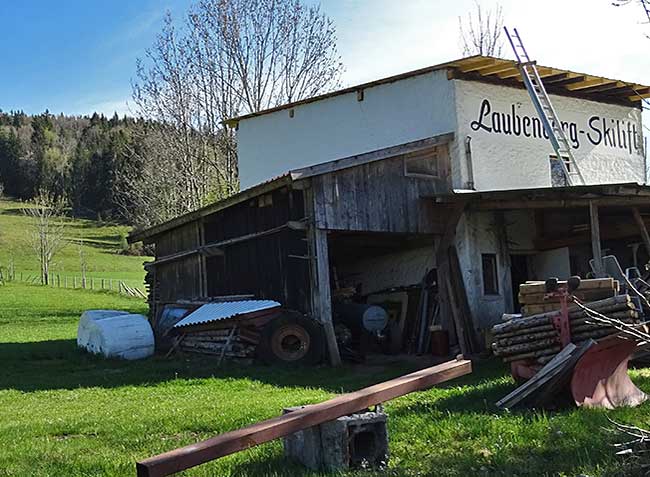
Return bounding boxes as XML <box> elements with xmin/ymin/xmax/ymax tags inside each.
<box><xmin>0</xmin><ymin>0</ymin><xmax>647</xmax><ymax>120</ymax></box>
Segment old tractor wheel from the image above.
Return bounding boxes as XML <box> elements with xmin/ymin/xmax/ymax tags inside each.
<box><xmin>258</xmin><ymin>313</ymin><xmax>324</xmax><ymax>365</ymax></box>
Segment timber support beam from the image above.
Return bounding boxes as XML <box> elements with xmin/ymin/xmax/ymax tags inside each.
<box><xmin>135</xmin><ymin>357</ymin><xmax>472</xmax><ymax>477</ymax></box>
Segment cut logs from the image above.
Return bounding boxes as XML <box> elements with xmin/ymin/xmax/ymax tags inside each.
<box><xmin>492</xmin><ymin>292</ymin><xmax>638</xmax><ymax>365</ymax></box>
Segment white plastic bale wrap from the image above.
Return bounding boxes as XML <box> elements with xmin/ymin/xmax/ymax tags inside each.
<box><xmin>77</xmin><ymin>310</ymin><xmax>154</xmax><ymax>360</ymax></box>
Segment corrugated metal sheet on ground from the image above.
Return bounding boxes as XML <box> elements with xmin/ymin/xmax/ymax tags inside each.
<box><xmin>173</xmin><ymin>300</ymin><xmax>281</xmax><ymax>328</ymax></box>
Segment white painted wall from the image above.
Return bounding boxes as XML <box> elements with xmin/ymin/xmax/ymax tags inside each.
<box><xmin>337</xmin><ymin>245</ymin><xmax>436</xmax><ymax>296</ymax></box>
<box><xmin>453</xmin><ymin>80</ymin><xmax>646</xmax><ymax>190</ymax></box>
<box><xmin>236</xmin><ymin>70</ymin><xmax>456</xmax><ymax>189</ymax></box>
<box><xmin>456</xmin><ymin>211</ymin><xmax>512</xmax><ymax>330</ymax></box>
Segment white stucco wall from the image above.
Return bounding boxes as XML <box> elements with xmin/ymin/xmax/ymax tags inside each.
<box><xmin>456</xmin><ymin>211</ymin><xmax>512</xmax><ymax>330</ymax></box>
<box><xmin>236</xmin><ymin>70</ymin><xmax>456</xmax><ymax>189</ymax></box>
<box><xmin>337</xmin><ymin>246</ymin><xmax>436</xmax><ymax>296</ymax></box>
<box><xmin>454</xmin><ymin>80</ymin><xmax>646</xmax><ymax>190</ymax></box>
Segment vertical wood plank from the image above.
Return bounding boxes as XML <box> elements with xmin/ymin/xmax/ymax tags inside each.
<box><xmin>312</xmin><ymin>227</ymin><xmax>341</xmax><ymax>366</ymax></box>
<box><xmin>589</xmin><ymin>201</ymin><xmax>604</xmax><ymax>277</ymax></box>
<box><xmin>632</xmin><ymin>208</ymin><xmax>650</xmax><ymax>258</ymax></box>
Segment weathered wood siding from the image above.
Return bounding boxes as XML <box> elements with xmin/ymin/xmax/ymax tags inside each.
<box><xmin>154</xmin><ymin>222</ymin><xmax>202</xmax><ymax>302</ymax></box>
<box><xmin>203</xmin><ymin>187</ymin><xmax>311</xmax><ymax>311</ymax></box>
<box><xmin>311</xmin><ymin>145</ymin><xmax>450</xmax><ymax>233</ymax></box>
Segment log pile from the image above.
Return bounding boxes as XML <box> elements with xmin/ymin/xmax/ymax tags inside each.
<box><xmin>518</xmin><ymin>278</ymin><xmax>619</xmax><ymax>316</ymax></box>
<box><xmin>492</xmin><ymin>293</ymin><xmax>638</xmax><ymax>364</ymax></box>
<box><xmin>178</xmin><ymin>327</ymin><xmax>260</xmax><ymax>363</ymax></box>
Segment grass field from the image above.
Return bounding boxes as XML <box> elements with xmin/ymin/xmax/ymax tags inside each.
<box><xmin>0</xmin><ymin>199</ymin><xmax>149</xmax><ymax>289</ymax></box>
<box><xmin>2</xmin><ymin>281</ymin><xmax>650</xmax><ymax>476</ymax></box>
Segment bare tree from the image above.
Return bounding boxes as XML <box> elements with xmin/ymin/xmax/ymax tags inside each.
<box><xmin>22</xmin><ymin>191</ymin><xmax>67</xmax><ymax>285</ymax></box>
<box><xmin>613</xmin><ymin>0</ymin><xmax>650</xmax><ymax>38</ymax></box>
<box><xmin>128</xmin><ymin>0</ymin><xmax>343</xmax><ymax>229</ymax></box>
<box><xmin>459</xmin><ymin>1</ymin><xmax>505</xmax><ymax>57</ymax></box>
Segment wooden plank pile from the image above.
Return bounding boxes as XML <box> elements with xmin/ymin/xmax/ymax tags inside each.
<box><xmin>493</xmin><ymin>292</ymin><xmax>638</xmax><ymax>365</ymax></box>
<box><xmin>496</xmin><ymin>340</ymin><xmax>595</xmax><ymax>409</ymax></box>
<box><xmin>173</xmin><ymin>307</ymin><xmax>279</xmax><ymax>362</ymax></box>
<box><xmin>518</xmin><ymin>278</ymin><xmax>618</xmax><ymax>316</ymax></box>
<box><xmin>178</xmin><ymin>328</ymin><xmax>259</xmax><ymax>363</ymax></box>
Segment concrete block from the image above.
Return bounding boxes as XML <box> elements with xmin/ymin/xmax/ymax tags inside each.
<box><xmin>283</xmin><ymin>407</ymin><xmax>389</xmax><ymax>472</ymax></box>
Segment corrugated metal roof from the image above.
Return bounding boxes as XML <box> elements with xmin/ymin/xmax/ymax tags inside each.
<box><xmin>173</xmin><ymin>300</ymin><xmax>281</xmax><ymax>328</ymax></box>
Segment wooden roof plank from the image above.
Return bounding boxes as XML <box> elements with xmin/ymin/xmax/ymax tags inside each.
<box><xmin>459</xmin><ymin>58</ymin><xmax>499</xmax><ymax>73</ymax></box>
<box><xmin>565</xmin><ymin>77</ymin><xmax>611</xmax><ymax>91</ymax></box>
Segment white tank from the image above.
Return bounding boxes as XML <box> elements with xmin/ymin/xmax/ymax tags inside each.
<box><xmin>77</xmin><ymin>310</ymin><xmax>154</xmax><ymax>360</ymax></box>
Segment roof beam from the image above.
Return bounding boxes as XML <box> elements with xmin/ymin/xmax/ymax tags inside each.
<box><xmin>577</xmin><ymin>81</ymin><xmax>627</xmax><ymax>94</ymax></box>
<box><xmin>546</xmin><ymin>75</ymin><xmax>587</xmax><ymax>87</ymax></box>
<box><xmin>629</xmin><ymin>87</ymin><xmax>650</xmax><ymax>102</ymax></box>
<box><xmin>541</xmin><ymin>73</ymin><xmax>570</xmax><ymax>83</ymax></box>
<box><xmin>458</xmin><ymin>58</ymin><xmax>499</xmax><ymax>73</ymax></box>
<box><xmin>476</xmin><ymin>63</ymin><xmax>519</xmax><ymax>76</ymax></box>
<box><xmin>565</xmin><ymin>77</ymin><xmax>611</xmax><ymax>91</ymax></box>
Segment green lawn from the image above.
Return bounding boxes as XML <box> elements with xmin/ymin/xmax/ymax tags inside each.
<box><xmin>0</xmin><ymin>199</ymin><xmax>149</xmax><ymax>290</ymax></box>
<box><xmin>2</xmin><ymin>281</ymin><xmax>650</xmax><ymax>476</ymax></box>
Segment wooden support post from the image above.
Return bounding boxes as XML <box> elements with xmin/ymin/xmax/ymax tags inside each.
<box><xmin>136</xmin><ymin>357</ymin><xmax>472</xmax><ymax>477</ymax></box>
<box><xmin>198</xmin><ymin>219</ymin><xmax>208</xmax><ymax>298</ymax></box>
<box><xmin>589</xmin><ymin>201</ymin><xmax>604</xmax><ymax>277</ymax></box>
<box><xmin>632</xmin><ymin>208</ymin><xmax>650</xmax><ymax>258</ymax></box>
<box><xmin>312</xmin><ymin>227</ymin><xmax>341</xmax><ymax>366</ymax></box>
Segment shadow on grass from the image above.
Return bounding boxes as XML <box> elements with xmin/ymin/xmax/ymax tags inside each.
<box><xmin>0</xmin><ymin>338</ymin><xmax>422</xmax><ymax>393</ymax></box>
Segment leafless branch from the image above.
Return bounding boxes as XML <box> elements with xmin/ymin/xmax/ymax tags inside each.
<box><xmin>458</xmin><ymin>1</ymin><xmax>505</xmax><ymax>57</ymax></box>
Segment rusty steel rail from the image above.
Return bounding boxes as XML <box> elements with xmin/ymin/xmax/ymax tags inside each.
<box><xmin>136</xmin><ymin>357</ymin><xmax>472</xmax><ymax>476</ymax></box>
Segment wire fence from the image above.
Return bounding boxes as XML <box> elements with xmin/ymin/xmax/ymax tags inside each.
<box><xmin>0</xmin><ymin>269</ymin><xmax>147</xmax><ymax>299</ymax></box>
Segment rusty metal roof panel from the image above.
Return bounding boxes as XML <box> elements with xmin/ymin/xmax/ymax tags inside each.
<box><xmin>173</xmin><ymin>300</ymin><xmax>281</xmax><ymax>328</ymax></box>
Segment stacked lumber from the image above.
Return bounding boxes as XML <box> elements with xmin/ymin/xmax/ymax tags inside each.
<box><xmin>178</xmin><ymin>328</ymin><xmax>258</xmax><ymax>363</ymax></box>
<box><xmin>492</xmin><ymin>294</ymin><xmax>637</xmax><ymax>364</ymax></box>
<box><xmin>518</xmin><ymin>278</ymin><xmax>618</xmax><ymax>316</ymax></box>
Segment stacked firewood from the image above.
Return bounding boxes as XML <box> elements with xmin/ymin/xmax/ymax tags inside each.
<box><xmin>492</xmin><ymin>293</ymin><xmax>639</xmax><ymax>364</ymax></box>
<box><xmin>519</xmin><ymin>278</ymin><xmax>618</xmax><ymax>316</ymax></box>
<box><xmin>178</xmin><ymin>327</ymin><xmax>260</xmax><ymax>363</ymax></box>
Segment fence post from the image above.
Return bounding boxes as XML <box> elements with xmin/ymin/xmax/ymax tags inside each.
<box><xmin>101</xmin><ymin>278</ymin><xmax>105</xmax><ymax>290</ymax></box>
<box><xmin>65</xmin><ymin>276</ymin><xmax>68</xmax><ymax>288</ymax></box>
<box><xmin>91</xmin><ymin>278</ymin><xmax>94</xmax><ymax>290</ymax></box>
<box><xmin>73</xmin><ymin>276</ymin><xmax>77</xmax><ymax>289</ymax></box>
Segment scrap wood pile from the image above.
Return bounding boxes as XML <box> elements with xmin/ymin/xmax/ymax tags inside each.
<box><xmin>518</xmin><ymin>278</ymin><xmax>619</xmax><ymax>316</ymax></box>
<box><xmin>169</xmin><ymin>301</ymin><xmax>282</xmax><ymax>364</ymax></box>
<box><xmin>177</xmin><ymin>327</ymin><xmax>259</xmax><ymax>363</ymax></box>
<box><xmin>492</xmin><ymin>278</ymin><xmax>637</xmax><ymax>365</ymax></box>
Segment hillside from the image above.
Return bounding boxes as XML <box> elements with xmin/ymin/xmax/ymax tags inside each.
<box><xmin>0</xmin><ymin>198</ymin><xmax>150</xmax><ymax>289</ymax></box>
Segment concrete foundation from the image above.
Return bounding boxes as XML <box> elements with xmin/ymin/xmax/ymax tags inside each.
<box><xmin>283</xmin><ymin>407</ymin><xmax>389</xmax><ymax>471</ymax></box>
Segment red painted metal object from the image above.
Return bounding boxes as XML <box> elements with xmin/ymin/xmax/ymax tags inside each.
<box><xmin>510</xmin><ymin>277</ymin><xmax>646</xmax><ymax>408</ymax></box>
<box><xmin>571</xmin><ymin>335</ymin><xmax>647</xmax><ymax>408</ymax></box>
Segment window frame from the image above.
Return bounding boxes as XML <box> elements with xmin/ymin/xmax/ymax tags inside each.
<box><xmin>481</xmin><ymin>253</ymin><xmax>500</xmax><ymax>296</ymax></box>
<box><xmin>403</xmin><ymin>146</ymin><xmax>441</xmax><ymax>179</ymax></box>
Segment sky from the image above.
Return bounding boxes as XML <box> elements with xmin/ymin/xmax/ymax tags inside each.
<box><xmin>0</xmin><ymin>0</ymin><xmax>647</xmax><ymax>119</ymax></box>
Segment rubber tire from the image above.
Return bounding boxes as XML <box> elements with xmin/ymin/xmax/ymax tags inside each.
<box><xmin>257</xmin><ymin>313</ymin><xmax>325</xmax><ymax>365</ymax></box>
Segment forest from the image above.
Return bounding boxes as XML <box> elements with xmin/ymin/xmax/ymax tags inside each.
<box><xmin>0</xmin><ymin>0</ymin><xmax>345</xmax><ymax>231</ymax></box>
<box><xmin>0</xmin><ymin>110</ymin><xmax>144</xmax><ymax>224</ymax></box>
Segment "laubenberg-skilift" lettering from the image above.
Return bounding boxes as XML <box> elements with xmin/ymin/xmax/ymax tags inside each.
<box><xmin>470</xmin><ymin>99</ymin><xmax>642</xmax><ymax>154</ymax></box>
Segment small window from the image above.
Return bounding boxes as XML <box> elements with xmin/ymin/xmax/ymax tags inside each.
<box><xmin>404</xmin><ymin>147</ymin><xmax>440</xmax><ymax>178</ymax></box>
<box><xmin>482</xmin><ymin>253</ymin><xmax>499</xmax><ymax>295</ymax></box>
<box><xmin>550</xmin><ymin>155</ymin><xmax>571</xmax><ymax>187</ymax></box>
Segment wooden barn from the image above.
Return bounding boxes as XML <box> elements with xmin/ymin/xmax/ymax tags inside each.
<box><xmin>129</xmin><ymin>55</ymin><xmax>649</xmax><ymax>365</ymax></box>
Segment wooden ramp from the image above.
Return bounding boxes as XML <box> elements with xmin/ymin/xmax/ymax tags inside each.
<box><xmin>136</xmin><ymin>357</ymin><xmax>472</xmax><ymax>476</ymax></box>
